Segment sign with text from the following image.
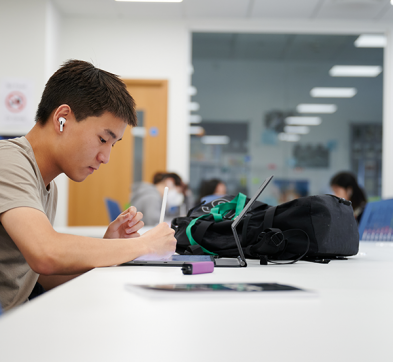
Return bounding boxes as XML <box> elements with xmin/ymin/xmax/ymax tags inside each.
<box><xmin>0</xmin><ymin>78</ymin><xmax>34</xmax><ymax>130</ymax></box>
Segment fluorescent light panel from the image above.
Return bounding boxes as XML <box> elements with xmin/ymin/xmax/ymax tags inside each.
<box><xmin>297</xmin><ymin>104</ymin><xmax>337</xmax><ymax>114</ymax></box>
<box><xmin>189</xmin><ymin>126</ymin><xmax>204</xmax><ymax>135</ymax></box>
<box><xmin>285</xmin><ymin>117</ymin><xmax>321</xmax><ymax>126</ymax></box>
<box><xmin>201</xmin><ymin>136</ymin><xmax>230</xmax><ymax>145</ymax></box>
<box><xmin>189</xmin><ymin>115</ymin><xmax>202</xmax><ymax>123</ymax></box>
<box><xmin>188</xmin><ymin>102</ymin><xmax>200</xmax><ymax>111</ymax></box>
<box><xmin>284</xmin><ymin>126</ymin><xmax>310</xmax><ymax>134</ymax></box>
<box><xmin>188</xmin><ymin>86</ymin><xmax>197</xmax><ymax>96</ymax></box>
<box><xmin>132</xmin><ymin>127</ymin><xmax>146</xmax><ymax>138</ymax></box>
<box><xmin>329</xmin><ymin>65</ymin><xmax>382</xmax><ymax>77</ymax></box>
<box><xmin>116</xmin><ymin>0</ymin><xmax>182</xmax><ymax>2</ymax></box>
<box><xmin>278</xmin><ymin>133</ymin><xmax>300</xmax><ymax>142</ymax></box>
<box><xmin>354</xmin><ymin>34</ymin><xmax>386</xmax><ymax>48</ymax></box>
<box><xmin>310</xmin><ymin>87</ymin><xmax>357</xmax><ymax>98</ymax></box>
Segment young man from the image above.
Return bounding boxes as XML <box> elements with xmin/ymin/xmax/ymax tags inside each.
<box><xmin>0</xmin><ymin>60</ymin><xmax>176</xmax><ymax>311</ymax></box>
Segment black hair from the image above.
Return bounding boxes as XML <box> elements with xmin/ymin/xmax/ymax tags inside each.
<box><xmin>330</xmin><ymin>171</ymin><xmax>367</xmax><ymax>210</ymax></box>
<box><xmin>152</xmin><ymin>172</ymin><xmax>183</xmax><ymax>187</ymax></box>
<box><xmin>35</xmin><ymin>59</ymin><xmax>137</xmax><ymax>126</ymax></box>
<box><xmin>198</xmin><ymin>179</ymin><xmax>225</xmax><ymax>201</ymax></box>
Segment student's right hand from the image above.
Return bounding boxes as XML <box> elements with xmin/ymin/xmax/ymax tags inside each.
<box><xmin>139</xmin><ymin>222</ymin><xmax>177</xmax><ymax>259</ymax></box>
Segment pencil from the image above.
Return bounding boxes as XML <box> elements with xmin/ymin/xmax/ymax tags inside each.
<box><xmin>159</xmin><ymin>187</ymin><xmax>169</xmax><ymax>223</ymax></box>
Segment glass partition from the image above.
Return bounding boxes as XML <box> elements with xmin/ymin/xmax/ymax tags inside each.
<box><xmin>190</xmin><ymin>33</ymin><xmax>383</xmax><ymax>205</ymax></box>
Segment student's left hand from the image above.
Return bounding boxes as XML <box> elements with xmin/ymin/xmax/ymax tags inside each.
<box><xmin>104</xmin><ymin>206</ymin><xmax>144</xmax><ymax>239</ymax></box>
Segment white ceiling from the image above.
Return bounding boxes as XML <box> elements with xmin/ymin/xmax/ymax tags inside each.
<box><xmin>52</xmin><ymin>0</ymin><xmax>393</xmax><ymax>21</ymax></box>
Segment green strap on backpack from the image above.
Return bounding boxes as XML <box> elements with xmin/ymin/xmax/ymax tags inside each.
<box><xmin>185</xmin><ymin>193</ymin><xmax>247</xmax><ymax>255</ymax></box>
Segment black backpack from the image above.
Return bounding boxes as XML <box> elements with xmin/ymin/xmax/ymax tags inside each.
<box><xmin>171</xmin><ymin>193</ymin><xmax>359</xmax><ymax>264</ymax></box>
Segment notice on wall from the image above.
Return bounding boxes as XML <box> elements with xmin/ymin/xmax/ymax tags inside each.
<box><xmin>0</xmin><ymin>78</ymin><xmax>34</xmax><ymax>130</ymax></box>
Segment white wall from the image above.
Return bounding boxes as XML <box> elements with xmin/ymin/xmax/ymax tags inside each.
<box><xmin>45</xmin><ymin>0</ymin><xmax>62</xmax><ymax>79</ymax></box>
<box><xmin>0</xmin><ymin>0</ymin><xmax>48</xmax><ymax>133</ymax></box>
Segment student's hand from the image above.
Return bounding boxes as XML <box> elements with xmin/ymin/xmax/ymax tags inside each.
<box><xmin>104</xmin><ymin>206</ymin><xmax>144</xmax><ymax>239</ymax></box>
<box><xmin>139</xmin><ymin>222</ymin><xmax>177</xmax><ymax>259</ymax></box>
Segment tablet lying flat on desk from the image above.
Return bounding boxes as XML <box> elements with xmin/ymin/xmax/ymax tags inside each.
<box><xmin>126</xmin><ymin>283</ymin><xmax>318</xmax><ymax>299</ymax></box>
<box><xmin>120</xmin><ymin>254</ymin><xmax>214</xmax><ymax>267</ymax></box>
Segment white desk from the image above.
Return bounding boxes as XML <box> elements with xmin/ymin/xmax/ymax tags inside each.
<box><xmin>1</xmin><ymin>242</ymin><xmax>393</xmax><ymax>362</ymax></box>
<box><xmin>53</xmin><ymin>226</ymin><xmax>152</xmax><ymax>238</ymax></box>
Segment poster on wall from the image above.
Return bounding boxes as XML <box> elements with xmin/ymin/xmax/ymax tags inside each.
<box><xmin>0</xmin><ymin>78</ymin><xmax>34</xmax><ymax>132</ymax></box>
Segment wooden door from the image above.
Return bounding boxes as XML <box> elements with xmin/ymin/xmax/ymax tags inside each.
<box><xmin>68</xmin><ymin>79</ymin><xmax>168</xmax><ymax>226</ymax></box>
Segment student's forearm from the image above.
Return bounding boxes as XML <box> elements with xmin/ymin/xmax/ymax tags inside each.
<box><xmin>1</xmin><ymin>207</ymin><xmax>176</xmax><ymax>276</ymax></box>
<box><xmin>1</xmin><ymin>207</ymin><xmax>149</xmax><ymax>275</ymax></box>
<box><xmin>42</xmin><ymin>232</ymin><xmax>149</xmax><ymax>275</ymax></box>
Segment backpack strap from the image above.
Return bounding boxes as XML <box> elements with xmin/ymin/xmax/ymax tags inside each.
<box><xmin>263</xmin><ymin>206</ymin><xmax>276</xmax><ymax>230</ymax></box>
<box><xmin>193</xmin><ymin>221</ymin><xmax>214</xmax><ymax>244</ymax></box>
<box><xmin>185</xmin><ymin>193</ymin><xmax>247</xmax><ymax>255</ymax></box>
<box><xmin>184</xmin><ymin>244</ymin><xmax>204</xmax><ymax>255</ymax></box>
<box><xmin>241</xmin><ymin>214</ymin><xmax>252</xmax><ymax>246</ymax></box>
<box><xmin>265</xmin><ymin>229</ymin><xmax>310</xmax><ymax>265</ymax></box>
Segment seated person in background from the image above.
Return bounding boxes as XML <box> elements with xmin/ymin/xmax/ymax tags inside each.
<box><xmin>0</xmin><ymin>60</ymin><xmax>176</xmax><ymax>312</ymax></box>
<box><xmin>197</xmin><ymin>179</ymin><xmax>227</xmax><ymax>204</ymax></box>
<box><xmin>330</xmin><ymin>171</ymin><xmax>367</xmax><ymax>223</ymax></box>
<box><xmin>130</xmin><ymin>172</ymin><xmax>186</xmax><ymax>225</ymax></box>
<box><xmin>165</xmin><ymin>172</ymin><xmax>195</xmax><ymax>215</ymax></box>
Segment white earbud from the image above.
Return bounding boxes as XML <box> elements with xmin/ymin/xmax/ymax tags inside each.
<box><xmin>59</xmin><ymin>117</ymin><xmax>66</xmax><ymax>132</ymax></box>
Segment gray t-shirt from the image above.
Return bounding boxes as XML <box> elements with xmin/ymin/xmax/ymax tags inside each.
<box><xmin>0</xmin><ymin>137</ymin><xmax>57</xmax><ymax>311</ymax></box>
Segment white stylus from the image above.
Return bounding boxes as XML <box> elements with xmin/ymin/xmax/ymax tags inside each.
<box><xmin>159</xmin><ymin>187</ymin><xmax>169</xmax><ymax>223</ymax></box>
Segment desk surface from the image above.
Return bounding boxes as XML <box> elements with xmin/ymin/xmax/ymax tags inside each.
<box><xmin>1</xmin><ymin>242</ymin><xmax>392</xmax><ymax>362</ymax></box>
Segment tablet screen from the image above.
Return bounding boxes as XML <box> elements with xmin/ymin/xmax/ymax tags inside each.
<box><xmin>131</xmin><ymin>254</ymin><xmax>213</xmax><ymax>262</ymax></box>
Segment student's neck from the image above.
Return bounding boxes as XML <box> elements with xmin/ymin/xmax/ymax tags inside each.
<box><xmin>26</xmin><ymin>124</ymin><xmax>62</xmax><ymax>188</ymax></box>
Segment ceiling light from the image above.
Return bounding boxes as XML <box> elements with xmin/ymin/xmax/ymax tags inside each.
<box><xmin>310</xmin><ymin>87</ymin><xmax>357</xmax><ymax>98</ymax></box>
<box><xmin>285</xmin><ymin>117</ymin><xmax>322</xmax><ymax>126</ymax></box>
<box><xmin>284</xmin><ymin>126</ymin><xmax>310</xmax><ymax>134</ymax></box>
<box><xmin>188</xmin><ymin>86</ymin><xmax>197</xmax><ymax>96</ymax></box>
<box><xmin>329</xmin><ymin>65</ymin><xmax>382</xmax><ymax>77</ymax></box>
<box><xmin>116</xmin><ymin>0</ymin><xmax>183</xmax><ymax>2</ymax></box>
<box><xmin>132</xmin><ymin>127</ymin><xmax>146</xmax><ymax>138</ymax></box>
<box><xmin>189</xmin><ymin>126</ymin><xmax>204</xmax><ymax>136</ymax></box>
<box><xmin>354</xmin><ymin>34</ymin><xmax>386</xmax><ymax>48</ymax></box>
<box><xmin>188</xmin><ymin>102</ymin><xmax>200</xmax><ymax>111</ymax></box>
<box><xmin>297</xmin><ymin>104</ymin><xmax>337</xmax><ymax>114</ymax></box>
<box><xmin>201</xmin><ymin>136</ymin><xmax>230</xmax><ymax>145</ymax></box>
<box><xmin>189</xmin><ymin>115</ymin><xmax>202</xmax><ymax>123</ymax></box>
<box><xmin>278</xmin><ymin>133</ymin><xmax>300</xmax><ymax>142</ymax></box>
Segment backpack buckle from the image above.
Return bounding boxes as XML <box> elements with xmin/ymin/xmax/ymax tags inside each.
<box><xmin>271</xmin><ymin>231</ymin><xmax>284</xmax><ymax>246</ymax></box>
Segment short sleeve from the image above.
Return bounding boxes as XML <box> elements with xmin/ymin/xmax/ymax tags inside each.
<box><xmin>0</xmin><ymin>146</ymin><xmax>45</xmax><ymax>215</ymax></box>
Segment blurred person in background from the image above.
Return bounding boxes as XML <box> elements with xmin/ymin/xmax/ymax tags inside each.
<box><xmin>130</xmin><ymin>172</ymin><xmax>187</xmax><ymax>225</ymax></box>
<box><xmin>197</xmin><ymin>178</ymin><xmax>227</xmax><ymax>205</ymax></box>
<box><xmin>330</xmin><ymin>171</ymin><xmax>367</xmax><ymax>223</ymax></box>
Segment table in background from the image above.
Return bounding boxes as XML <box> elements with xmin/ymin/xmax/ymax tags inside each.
<box><xmin>0</xmin><ymin>242</ymin><xmax>392</xmax><ymax>362</ymax></box>
<box><xmin>54</xmin><ymin>226</ymin><xmax>152</xmax><ymax>238</ymax></box>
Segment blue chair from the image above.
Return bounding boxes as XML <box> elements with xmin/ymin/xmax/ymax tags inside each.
<box><xmin>358</xmin><ymin>199</ymin><xmax>393</xmax><ymax>241</ymax></box>
<box><xmin>104</xmin><ymin>198</ymin><xmax>122</xmax><ymax>223</ymax></box>
<box><xmin>201</xmin><ymin>194</ymin><xmax>225</xmax><ymax>204</ymax></box>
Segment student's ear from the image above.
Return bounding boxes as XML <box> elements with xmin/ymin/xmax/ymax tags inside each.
<box><xmin>52</xmin><ymin>105</ymin><xmax>72</xmax><ymax>134</ymax></box>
